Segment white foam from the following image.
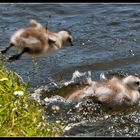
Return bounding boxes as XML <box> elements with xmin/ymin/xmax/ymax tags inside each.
<box><xmin>44</xmin><ymin>95</ymin><xmax>69</xmax><ymax>105</ymax></box>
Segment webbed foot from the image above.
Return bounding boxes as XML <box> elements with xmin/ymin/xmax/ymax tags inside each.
<box><xmin>7</xmin><ymin>55</ymin><xmax>21</xmax><ymax>61</ymax></box>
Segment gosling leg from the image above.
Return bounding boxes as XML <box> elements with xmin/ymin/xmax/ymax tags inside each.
<box><xmin>8</xmin><ymin>48</ymin><xmax>27</xmax><ymax>61</ymax></box>
<box><xmin>1</xmin><ymin>43</ymin><xmax>14</xmax><ymax>54</ymax></box>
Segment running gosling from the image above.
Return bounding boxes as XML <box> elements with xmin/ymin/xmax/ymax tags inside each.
<box><xmin>1</xmin><ymin>19</ymin><xmax>73</xmax><ymax>60</ymax></box>
<box><xmin>67</xmin><ymin>75</ymin><xmax>140</xmax><ymax>108</ymax></box>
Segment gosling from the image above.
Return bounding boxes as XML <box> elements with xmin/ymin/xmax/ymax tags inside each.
<box><xmin>1</xmin><ymin>19</ymin><xmax>73</xmax><ymax>61</ymax></box>
<box><xmin>67</xmin><ymin>75</ymin><xmax>140</xmax><ymax>108</ymax></box>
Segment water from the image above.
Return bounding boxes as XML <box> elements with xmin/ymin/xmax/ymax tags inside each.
<box><xmin>1</xmin><ymin>3</ymin><xmax>140</xmax><ymax>136</ymax></box>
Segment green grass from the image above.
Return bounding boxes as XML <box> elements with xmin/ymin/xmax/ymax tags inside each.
<box><xmin>0</xmin><ymin>58</ymin><xmax>63</xmax><ymax>136</ymax></box>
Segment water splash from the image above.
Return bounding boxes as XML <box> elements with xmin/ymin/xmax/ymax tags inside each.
<box><xmin>43</xmin><ymin>95</ymin><xmax>71</xmax><ymax>105</ymax></box>
<box><xmin>47</xmin><ymin>77</ymin><xmax>59</xmax><ymax>88</ymax></box>
<box><xmin>31</xmin><ymin>70</ymin><xmax>140</xmax><ymax>136</ymax></box>
<box><xmin>100</xmin><ymin>72</ymin><xmax>106</xmax><ymax>80</ymax></box>
<box><xmin>64</xmin><ymin>70</ymin><xmax>92</xmax><ymax>86</ymax></box>
<box><xmin>31</xmin><ymin>85</ymin><xmax>49</xmax><ymax>104</ymax></box>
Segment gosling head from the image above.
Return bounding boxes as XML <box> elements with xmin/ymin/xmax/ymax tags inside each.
<box><xmin>57</xmin><ymin>30</ymin><xmax>73</xmax><ymax>47</ymax></box>
<box><xmin>123</xmin><ymin>75</ymin><xmax>140</xmax><ymax>91</ymax></box>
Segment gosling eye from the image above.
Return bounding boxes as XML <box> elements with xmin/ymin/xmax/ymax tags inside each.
<box><xmin>135</xmin><ymin>81</ymin><xmax>140</xmax><ymax>86</ymax></box>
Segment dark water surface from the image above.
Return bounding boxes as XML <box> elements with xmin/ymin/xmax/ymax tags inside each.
<box><xmin>1</xmin><ymin>3</ymin><xmax>140</xmax><ymax>136</ymax></box>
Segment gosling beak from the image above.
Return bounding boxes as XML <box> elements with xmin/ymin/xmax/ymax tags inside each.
<box><xmin>70</xmin><ymin>40</ymin><xmax>74</xmax><ymax>46</ymax></box>
<box><xmin>69</xmin><ymin>38</ymin><xmax>74</xmax><ymax>46</ymax></box>
<box><xmin>71</xmin><ymin>42</ymin><xmax>74</xmax><ymax>46</ymax></box>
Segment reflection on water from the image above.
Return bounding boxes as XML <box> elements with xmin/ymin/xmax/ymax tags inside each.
<box><xmin>1</xmin><ymin>3</ymin><xmax>140</xmax><ymax>136</ymax></box>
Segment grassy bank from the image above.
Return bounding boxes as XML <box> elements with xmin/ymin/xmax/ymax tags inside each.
<box><xmin>0</xmin><ymin>58</ymin><xmax>63</xmax><ymax>136</ymax></box>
